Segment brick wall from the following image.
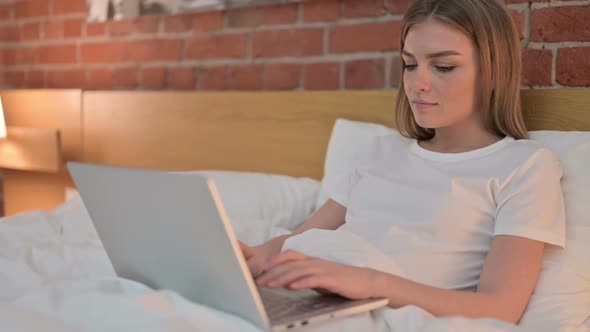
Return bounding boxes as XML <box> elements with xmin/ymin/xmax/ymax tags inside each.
<box><xmin>0</xmin><ymin>0</ymin><xmax>589</xmax><ymax>91</ymax></box>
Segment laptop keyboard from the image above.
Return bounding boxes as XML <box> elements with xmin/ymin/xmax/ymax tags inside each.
<box><xmin>265</xmin><ymin>293</ymin><xmax>334</xmax><ymax>318</ymax></box>
<box><xmin>259</xmin><ymin>287</ymin><xmax>349</xmax><ymax>322</ymax></box>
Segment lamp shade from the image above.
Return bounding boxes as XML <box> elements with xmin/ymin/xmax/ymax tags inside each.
<box><xmin>0</xmin><ymin>97</ymin><xmax>6</xmax><ymax>139</ymax></box>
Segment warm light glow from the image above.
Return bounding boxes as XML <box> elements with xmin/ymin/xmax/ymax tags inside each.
<box><xmin>0</xmin><ymin>140</ymin><xmax>28</xmax><ymax>166</ymax></box>
<box><xmin>0</xmin><ymin>97</ymin><xmax>6</xmax><ymax>139</ymax></box>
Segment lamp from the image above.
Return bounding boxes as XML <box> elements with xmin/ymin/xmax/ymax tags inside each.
<box><xmin>0</xmin><ymin>99</ymin><xmax>6</xmax><ymax>139</ymax></box>
<box><xmin>0</xmin><ymin>97</ymin><xmax>62</xmax><ymax>172</ymax></box>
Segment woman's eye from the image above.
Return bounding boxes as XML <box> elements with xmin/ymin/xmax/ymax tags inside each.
<box><xmin>403</xmin><ymin>64</ymin><xmax>417</xmax><ymax>71</ymax></box>
<box><xmin>435</xmin><ymin>65</ymin><xmax>456</xmax><ymax>73</ymax></box>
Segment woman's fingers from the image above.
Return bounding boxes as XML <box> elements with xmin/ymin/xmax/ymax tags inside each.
<box><xmin>248</xmin><ymin>257</ymin><xmax>270</xmax><ymax>278</ymax></box>
<box><xmin>262</xmin><ymin>249</ymin><xmax>307</xmax><ymax>271</ymax></box>
<box><xmin>257</xmin><ymin>260</ymin><xmax>318</xmax><ymax>287</ymax></box>
<box><xmin>288</xmin><ymin>275</ymin><xmax>330</xmax><ymax>291</ymax></box>
<box><xmin>238</xmin><ymin>241</ymin><xmax>254</xmax><ymax>259</ymax></box>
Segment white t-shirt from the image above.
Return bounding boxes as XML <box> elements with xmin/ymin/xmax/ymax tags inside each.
<box><xmin>326</xmin><ymin>134</ymin><xmax>566</xmax><ymax>291</ymax></box>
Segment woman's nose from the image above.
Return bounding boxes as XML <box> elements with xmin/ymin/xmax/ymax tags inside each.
<box><xmin>408</xmin><ymin>68</ymin><xmax>432</xmax><ymax>93</ymax></box>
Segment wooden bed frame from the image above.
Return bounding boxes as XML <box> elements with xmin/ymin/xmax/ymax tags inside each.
<box><xmin>1</xmin><ymin>88</ymin><xmax>589</xmax><ymax>216</ymax></box>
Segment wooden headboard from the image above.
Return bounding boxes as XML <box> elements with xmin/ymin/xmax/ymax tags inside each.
<box><xmin>82</xmin><ymin>91</ymin><xmax>395</xmax><ymax>178</ymax></box>
<box><xmin>2</xmin><ymin>89</ymin><xmax>589</xmax><ymax>216</ymax></box>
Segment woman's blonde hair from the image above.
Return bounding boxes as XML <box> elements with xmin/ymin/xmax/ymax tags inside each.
<box><xmin>395</xmin><ymin>0</ymin><xmax>528</xmax><ymax>140</ymax></box>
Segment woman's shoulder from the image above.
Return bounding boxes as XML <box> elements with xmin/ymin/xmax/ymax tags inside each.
<box><xmin>500</xmin><ymin>138</ymin><xmax>562</xmax><ymax>174</ymax></box>
<box><xmin>352</xmin><ymin>132</ymin><xmax>414</xmax><ymax>165</ymax></box>
<box><xmin>504</xmin><ymin>138</ymin><xmax>560</xmax><ymax>161</ymax></box>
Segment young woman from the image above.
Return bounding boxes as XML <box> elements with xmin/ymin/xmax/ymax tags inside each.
<box><xmin>240</xmin><ymin>0</ymin><xmax>565</xmax><ymax>324</ymax></box>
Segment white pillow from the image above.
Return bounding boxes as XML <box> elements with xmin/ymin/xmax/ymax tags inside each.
<box><xmin>320</xmin><ymin>118</ymin><xmax>590</xmax><ymax>330</ymax></box>
<box><xmin>179</xmin><ymin>170</ymin><xmax>318</xmax><ymax>228</ymax></box>
<box><xmin>520</xmin><ymin>131</ymin><xmax>590</xmax><ymax>331</ymax></box>
<box><xmin>66</xmin><ymin>170</ymin><xmax>320</xmax><ymax>246</ymax></box>
<box><xmin>316</xmin><ymin>118</ymin><xmax>405</xmax><ymax>208</ymax></box>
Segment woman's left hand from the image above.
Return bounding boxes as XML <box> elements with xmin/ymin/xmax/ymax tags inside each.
<box><xmin>255</xmin><ymin>249</ymin><xmax>378</xmax><ymax>300</ymax></box>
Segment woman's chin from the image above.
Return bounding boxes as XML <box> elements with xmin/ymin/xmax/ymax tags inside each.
<box><xmin>413</xmin><ymin>117</ymin><xmax>436</xmax><ymax>129</ymax></box>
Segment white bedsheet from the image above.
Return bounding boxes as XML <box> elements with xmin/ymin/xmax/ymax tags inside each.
<box><xmin>0</xmin><ymin>206</ymin><xmax>577</xmax><ymax>332</ymax></box>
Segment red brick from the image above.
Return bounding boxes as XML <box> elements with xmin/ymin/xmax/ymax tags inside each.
<box><xmin>198</xmin><ymin>66</ymin><xmax>228</xmax><ymax>90</ymax></box>
<box><xmin>0</xmin><ymin>4</ymin><xmax>12</xmax><ymax>20</ymax></box>
<box><xmin>345</xmin><ymin>59</ymin><xmax>385</xmax><ymax>89</ymax></box>
<box><xmin>21</xmin><ymin>23</ymin><xmax>40</xmax><ymax>41</ymax></box>
<box><xmin>64</xmin><ymin>19</ymin><xmax>84</xmax><ymax>38</ymax></box>
<box><xmin>509</xmin><ymin>9</ymin><xmax>525</xmax><ymax>41</ymax></box>
<box><xmin>5</xmin><ymin>71</ymin><xmax>25</xmax><ymax>87</ymax></box>
<box><xmin>19</xmin><ymin>48</ymin><xmax>39</xmax><ymax>65</ymax></box>
<box><xmin>265</xmin><ymin>63</ymin><xmax>301</xmax><ymax>90</ymax></box>
<box><xmin>556</xmin><ymin>47</ymin><xmax>590</xmax><ymax>87</ymax></box>
<box><xmin>52</xmin><ymin>0</ymin><xmax>86</xmax><ymax>15</ymax></box>
<box><xmin>253</xmin><ymin>29</ymin><xmax>323</xmax><ymax>58</ymax></box>
<box><xmin>390</xmin><ymin>55</ymin><xmax>402</xmax><ymax>88</ymax></box>
<box><xmin>164</xmin><ymin>12</ymin><xmax>221</xmax><ymax>32</ymax></box>
<box><xmin>108</xmin><ymin>19</ymin><xmax>134</xmax><ymax>36</ymax></box>
<box><xmin>230</xmin><ymin>64</ymin><xmax>264</xmax><ymax>90</ymax></box>
<box><xmin>81</xmin><ymin>42</ymin><xmax>127</xmax><ymax>64</ymax></box>
<box><xmin>261</xmin><ymin>4</ymin><xmax>298</xmax><ymax>25</ymax></box>
<box><xmin>522</xmin><ymin>49</ymin><xmax>552</xmax><ymax>87</ymax></box>
<box><xmin>342</xmin><ymin>0</ymin><xmax>387</xmax><ymax>18</ymax></box>
<box><xmin>43</xmin><ymin>21</ymin><xmax>63</xmax><ymax>40</ymax></box>
<box><xmin>390</xmin><ymin>0</ymin><xmax>414</xmax><ymax>15</ymax></box>
<box><xmin>185</xmin><ymin>34</ymin><xmax>247</xmax><ymax>60</ymax></box>
<box><xmin>1</xmin><ymin>49</ymin><xmax>16</xmax><ymax>66</ymax></box>
<box><xmin>39</xmin><ymin>44</ymin><xmax>77</xmax><ymax>64</ymax></box>
<box><xmin>331</xmin><ymin>21</ymin><xmax>400</xmax><ymax>53</ymax></box>
<box><xmin>227</xmin><ymin>7</ymin><xmax>262</xmax><ymax>28</ymax></box>
<box><xmin>136</xmin><ymin>16</ymin><xmax>159</xmax><ymax>34</ymax></box>
<box><xmin>304</xmin><ymin>0</ymin><xmax>339</xmax><ymax>23</ymax></box>
<box><xmin>46</xmin><ymin>69</ymin><xmax>85</xmax><ymax>88</ymax></box>
<box><xmin>128</xmin><ymin>39</ymin><xmax>183</xmax><ymax>62</ymax></box>
<box><xmin>25</xmin><ymin>70</ymin><xmax>44</xmax><ymax>88</ymax></box>
<box><xmin>194</xmin><ymin>11</ymin><xmax>223</xmax><ymax>32</ymax></box>
<box><xmin>170</xmin><ymin>67</ymin><xmax>196</xmax><ymax>90</ymax></box>
<box><xmin>506</xmin><ymin>0</ymin><xmax>548</xmax><ymax>2</ymax></box>
<box><xmin>88</xmin><ymin>69</ymin><xmax>113</xmax><ymax>89</ymax></box>
<box><xmin>0</xmin><ymin>26</ymin><xmax>19</xmax><ymax>42</ymax></box>
<box><xmin>531</xmin><ymin>6</ymin><xmax>590</xmax><ymax>42</ymax></box>
<box><xmin>304</xmin><ymin>62</ymin><xmax>340</xmax><ymax>90</ymax></box>
<box><xmin>164</xmin><ymin>14</ymin><xmax>193</xmax><ymax>33</ymax></box>
<box><xmin>113</xmin><ymin>67</ymin><xmax>139</xmax><ymax>88</ymax></box>
<box><xmin>141</xmin><ymin>67</ymin><xmax>167</xmax><ymax>89</ymax></box>
<box><xmin>86</xmin><ymin>23</ymin><xmax>106</xmax><ymax>36</ymax></box>
<box><xmin>15</xmin><ymin>0</ymin><xmax>49</xmax><ymax>18</ymax></box>
<box><xmin>106</xmin><ymin>16</ymin><xmax>160</xmax><ymax>36</ymax></box>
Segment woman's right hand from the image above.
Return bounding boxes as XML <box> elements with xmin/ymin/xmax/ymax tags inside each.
<box><xmin>238</xmin><ymin>200</ymin><xmax>346</xmax><ymax>278</ymax></box>
<box><xmin>239</xmin><ymin>236</ymin><xmax>288</xmax><ymax>278</ymax></box>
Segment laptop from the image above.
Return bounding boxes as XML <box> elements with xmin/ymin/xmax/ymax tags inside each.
<box><xmin>67</xmin><ymin>162</ymin><xmax>389</xmax><ymax>331</ymax></box>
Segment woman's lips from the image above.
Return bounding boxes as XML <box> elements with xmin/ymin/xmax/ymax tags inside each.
<box><xmin>412</xmin><ymin>101</ymin><xmax>438</xmax><ymax>112</ymax></box>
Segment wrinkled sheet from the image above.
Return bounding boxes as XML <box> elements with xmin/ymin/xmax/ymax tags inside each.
<box><xmin>0</xmin><ymin>200</ymin><xmax>556</xmax><ymax>332</ymax></box>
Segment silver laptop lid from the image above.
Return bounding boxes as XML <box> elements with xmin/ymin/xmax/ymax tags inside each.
<box><xmin>67</xmin><ymin>162</ymin><xmax>271</xmax><ymax>331</ymax></box>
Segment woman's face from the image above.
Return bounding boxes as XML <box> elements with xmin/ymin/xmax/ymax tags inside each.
<box><xmin>402</xmin><ymin>18</ymin><xmax>481</xmax><ymax>131</ymax></box>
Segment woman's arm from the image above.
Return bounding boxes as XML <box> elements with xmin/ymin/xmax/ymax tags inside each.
<box><xmin>293</xmin><ymin>199</ymin><xmax>347</xmax><ymax>234</ymax></box>
<box><xmin>267</xmin><ymin>199</ymin><xmax>347</xmax><ymax>247</ymax></box>
<box><xmin>372</xmin><ymin>235</ymin><xmax>545</xmax><ymax>324</ymax></box>
<box><xmin>258</xmin><ymin>235</ymin><xmax>544</xmax><ymax>324</ymax></box>
<box><xmin>241</xmin><ymin>199</ymin><xmax>347</xmax><ymax>276</ymax></box>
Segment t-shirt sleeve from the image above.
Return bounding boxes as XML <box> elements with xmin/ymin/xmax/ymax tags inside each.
<box><xmin>494</xmin><ymin>148</ymin><xmax>566</xmax><ymax>248</ymax></box>
<box><xmin>323</xmin><ymin>139</ymin><xmax>377</xmax><ymax>208</ymax></box>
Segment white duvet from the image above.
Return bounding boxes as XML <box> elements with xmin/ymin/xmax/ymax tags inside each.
<box><xmin>0</xmin><ymin>199</ymin><xmax>575</xmax><ymax>332</ymax></box>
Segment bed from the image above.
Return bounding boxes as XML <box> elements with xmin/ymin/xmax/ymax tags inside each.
<box><xmin>0</xmin><ymin>88</ymin><xmax>588</xmax><ymax>331</ymax></box>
